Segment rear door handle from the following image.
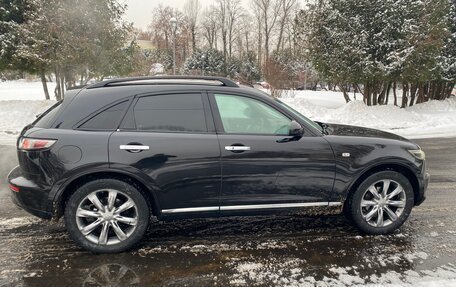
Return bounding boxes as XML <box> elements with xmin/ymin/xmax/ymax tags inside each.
<box><xmin>225</xmin><ymin>146</ymin><xmax>251</xmax><ymax>151</ymax></box>
<box><xmin>120</xmin><ymin>145</ymin><xmax>149</xmax><ymax>152</ymax></box>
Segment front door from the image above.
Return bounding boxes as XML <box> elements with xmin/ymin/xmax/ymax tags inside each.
<box><xmin>109</xmin><ymin>92</ymin><xmax>221</xmax><ymax>214</ymax></box>
<box><xmin>210</xmin><ymin>93</ymin><xmax>335</xmax><ymax>211</ymax></box>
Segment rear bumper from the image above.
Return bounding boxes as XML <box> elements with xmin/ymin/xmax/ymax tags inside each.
<box><xmin>7</xmin><ymin>166</ymin><xmax>53</xmax><ymax>219</ymax></box>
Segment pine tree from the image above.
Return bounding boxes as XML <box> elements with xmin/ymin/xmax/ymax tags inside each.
<box><xmin>300</xmin><ymin>0</ymin><xmax>452</xmax><ymax>106</ymax></box>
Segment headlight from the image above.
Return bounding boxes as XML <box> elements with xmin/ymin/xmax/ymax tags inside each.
<box><xmin>408</xmin><ymin>149</ymin><xmax>425</xmax><ymax>160</ymax></box>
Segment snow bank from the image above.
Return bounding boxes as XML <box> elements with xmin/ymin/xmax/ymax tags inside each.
<box><xmin>280</xmin><ymin>91</ymin><xmax>456</xmax><ymax>139</ymax></box>
<box><xmin>0</xmin><ymin>80</ymin><xmax>57</xmax><ymax>101</ymax></box>
<box><xmin>0</xmin><ymin>81</ymin><xmax>57</xmax><ymax>144</ymax></box>
<box><xmin>0</xmin><ymin>100</ymin><xmax>55</xmax><ymax>139</ymax></box>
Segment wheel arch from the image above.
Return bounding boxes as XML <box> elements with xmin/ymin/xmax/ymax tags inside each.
<box><xmin>52</xmin><ymin>169</ymin><xmax>160</xmax><ymax>219</ymax></box>
<box><xmin>343</xmin><ymin>162</ymin><xmax>420</xmax><ymax>211</ymax></box>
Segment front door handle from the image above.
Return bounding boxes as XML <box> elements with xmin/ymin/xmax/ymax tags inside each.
<box><xmin>225</xmin><ymin>146</ymin><xmax>251</xmax><ymax>151</ymax></box>
<box><xmin>120</xmin><ymin>144</ymin><xmax>149</xmax><ymax>153</ymax></box>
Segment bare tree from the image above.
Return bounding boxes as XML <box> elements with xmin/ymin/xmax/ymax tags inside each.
<box><xmin>250</xmin><ymin>3</ymin><xmax>263</xmax><ymax>68</ymax></box>
<box><xmin>201</xmin><ymin>6</ymin><xmax>219</xmax><ymax>49</ymax></box>
<box><xmin>148</xmin><ymin>5</ymin><xmax>190</xmax><ymax>71</ymax></box>
<box><xmin>184</xmin><ymin>0</ymin><xmax>201</xmax><ymax>52</ymax></box>
<box><xmin>226</xmin><ymin>0</ymin><xmax>243</xmax><ymax>58</ymax></box>
<box><xmin>215</xmin><ymin>0</ymin><xmax>242</xmax><ymax>63</ymax></box>
<box><xmin>148</xmin><ymin>5</ymin><xmax>174</xmax><ymax>50</ymax></box>
<box><xmin>251</xmin><ymin>0</ymin><xmax>281</xmax><ymax>62</ymax></box>
<box><xmin>276</xmin><ymin>0</ymin><xmax>298</xmax><ymax>52</ymax></box>
<box><xmin>238</xmin><ymin>14</ymin><xmax>255</xmax><ymax>57</ymax></box>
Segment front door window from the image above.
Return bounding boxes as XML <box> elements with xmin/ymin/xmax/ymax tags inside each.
<box><xmin>214</xmin><ymin>93</ymin><xmax>291</xmax><ymax>135</ymax></box>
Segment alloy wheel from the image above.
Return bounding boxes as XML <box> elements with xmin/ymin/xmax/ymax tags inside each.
<box><xmin>360</xmin><ymin>179</ymin><xmax>406</xmax><ymax>227</ymax></box>
<box><xmin>76</xmin><ymin>189</ymin><xmax>138</xmax><ymax>245</ymax></box>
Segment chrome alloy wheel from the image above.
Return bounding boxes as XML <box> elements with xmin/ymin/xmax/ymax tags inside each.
<box><xmin>360</xmin><ymin>179</ymin><xmax>406</xmax><ymax>227</ymax></box>
<box><xmin>76</xmin><ymin>189</ymin><xmax>138</xmax><ymax>245</ymax></box>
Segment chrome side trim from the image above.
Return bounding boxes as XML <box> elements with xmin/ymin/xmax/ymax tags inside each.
<box><xmin>220</xmin><ymin>202</ymin><xmax>341</xmax><ymax>211</ymax></box>
<box><xmin>161</xmin><ymin>202</ymin><xmax>343</xmax><ymax>214</ymax></box>
<box><xmin>328</xmin><ymin>202</ymin><xmax>343</xmax><ymax>206</ymax></box>
<box><xmin>161</xmin><ymin>206</ymin><xmax>219</xmax><ymax>214</ymax></box>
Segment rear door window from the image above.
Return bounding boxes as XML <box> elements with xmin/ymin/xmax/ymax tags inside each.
<box><xmin>130</xmin><ymin>93</ymin><xmax>207</xmax><ymax>132</ymax></box>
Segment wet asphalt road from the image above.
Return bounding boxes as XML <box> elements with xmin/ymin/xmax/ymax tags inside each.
<box><xmin>0</xmin><ymin>137</ymin><xmax>455</xmax><ymax>286</ymax></box>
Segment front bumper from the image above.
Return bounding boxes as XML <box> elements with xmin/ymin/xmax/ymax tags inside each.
<box><xmin>7</xmin><ymin>166</ymin><xmax>53</xmax><ymax>219</ymax></box>
<box><xmin>415</xmin><ymin>170</ymin><xmax>430</xmax><ymax>206</ymax></box>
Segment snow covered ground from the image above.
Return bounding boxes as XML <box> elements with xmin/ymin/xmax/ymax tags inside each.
<box><xmin>0</xmin><ymin>81</ymin><xmax>455</xmax><ymax>144</ymax></box>
<box><xmin>279</xmin><ymin>90</ymin><xmax>456</xmax><ymax>139</ymax></box>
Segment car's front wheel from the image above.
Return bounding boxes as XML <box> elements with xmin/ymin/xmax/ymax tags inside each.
<box><xmin>349</xmin><ymin>171</ymin><xmax>414</xmax><ymax>234</ymax></box>
<box><xmin>64</xmin><ymin>178</ymin><xmax>150</xmax><ymax>253</ymax></box>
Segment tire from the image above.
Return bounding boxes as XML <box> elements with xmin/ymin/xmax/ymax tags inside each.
<box><xmin>64</xmin><ymin>178</ymin><xmax>150</xmax><ymax>253</ymax></box>
<box><xmin>349</xmin><ymin>171</ymin><xmax>414</xmax><ymax>235</ymax></box>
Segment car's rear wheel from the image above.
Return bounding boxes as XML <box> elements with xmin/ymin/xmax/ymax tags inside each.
<box><xmin>349</xmin><ymin>171</ymin><xmax>414</xmax><ymax>234</ymax></box>
<box><xmin>64</xmin><ymin>178</ymin><xmax>150</xmax><ymax>253</ymax></box>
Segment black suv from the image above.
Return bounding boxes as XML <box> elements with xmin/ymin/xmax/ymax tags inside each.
<box><xmin>8</xmin><ymin>76</ymin><xmax>429</xmax><ymax>253</ymax></box>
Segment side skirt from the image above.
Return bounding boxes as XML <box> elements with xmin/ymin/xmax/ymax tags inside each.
<box><xmin>160</xmin><ymin>202</ymin><xmax>344</xmax><ymax>220</ymax></box>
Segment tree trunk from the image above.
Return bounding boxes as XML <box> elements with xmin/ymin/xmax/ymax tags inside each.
<box><xmin>59</xmin><ymin>73</ymin><xmax>65</xmax><ymax>99</ymax></box>
<box><xmin>384</xmin><ymin>81</ymin><xmax>391</xmax><ymax>105</ymax></box>
<box><xmin>365</xmin><ymin>82</ymin><xmax>371</xmax><ymax>106</ymax></box>
<box><xmin>444</xmin><ymin>82</ymin><xmax>455</xmax><ymax>99</ymax></box>
<box><xmin>339</xmin><ymin>84</ymin><xmax>351</xmax><ymax>103</ymax></box>
<box><xmin>40</xmin><ymin>71</ymin><xmax>50</xmax><ymax>100</ymax></box>
<box><xmin>377</xmin><ymin>81</ymin><xmax>387</xmax><ymax>105</ymax></box>
<box><xmin>416</xmin><ymin>82</ymin><xmax>425</xmax><ymax>104</ymax></box>
<box><xmin>409</xmin><ymin>83</ymin><xmax>417</xmax><ymax>106</ymax></box>
<box><xmin>276</xmin><ymin>20</ymin><xmax>285</xmax><ymax>52</ymax></box>
<box><xmin>372</xmin><ymin>83</ymin><xmax>378</xmax><ymax>106</ymax></box>
<box><xmin>192</xmin><ymin>28</ymin><xmax>196</xmax><ymax>52</ymax></box>
<box><xmin>393</xmin><ymin>81</ymin><xmax>398</xmax><ymax>106</ymax></box>
<box><xmin>401</xmin><ymin>82</ymin><xmax>408</xmax><ymax>108</ymax></box>
<box><xmin>54</xmin><ymin>68</ymin><xmax>62</xmax><ymax>101</ymax></box>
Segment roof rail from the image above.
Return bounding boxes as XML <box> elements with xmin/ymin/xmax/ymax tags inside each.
<box><xmin>86</xmin><ymin>75</ymin><xmax>239</xmax><ymax>89</ymax></box>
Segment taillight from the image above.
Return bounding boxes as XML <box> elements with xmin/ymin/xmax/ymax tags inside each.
<box><xmin>9</xmin><ymin>184</ymin><xmax>19</xmax><ymax>192</ymax></box>
<box><xmin>18</xmin><ymin>137</ymin><xmax>56</xmax><ymax>151</ymax></box>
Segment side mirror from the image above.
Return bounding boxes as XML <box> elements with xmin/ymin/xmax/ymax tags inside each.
<box><xmin>289</xmin><ymin>120</ymin><xmax>304</xmax><ymax>136</ymax></box>
<box><xmin>35</xmin><ymin>113</ymin><xmax>42</xmax><ymax>118</ymax></box>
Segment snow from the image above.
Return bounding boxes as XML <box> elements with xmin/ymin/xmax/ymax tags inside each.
<box><xmin>0</xmin><ymin>81</ymin><xmax>455</xmax><ymax>145</ymax></box>
<box><xmin>228</xmin><ymin>257</ymin><xmax>456</xmax><ymax>286</ymax></box>
<box><xmin>0</xmin><ymin>80</ymin><xmax>57</xmax><ymax>101</ymax></box>
<box><xmin>0</xmin><ymin>100</ymin><xmax>56</xmax><ymax>139</ymax></box>
<box><xmin>278</xmin><ymin>90</ymin><xmax>456</xmax><ymax>139</ymax></box>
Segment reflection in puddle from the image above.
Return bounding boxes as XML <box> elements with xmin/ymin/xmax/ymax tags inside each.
<box><xmin>83</xmin><ymin>264</ymin><xmax>140</xmax><ymax>287</ymax></box>
<box><xmin>3</xmin><ymin>214</ymin><xmax>455</xmax><ymax>286</ymax></box>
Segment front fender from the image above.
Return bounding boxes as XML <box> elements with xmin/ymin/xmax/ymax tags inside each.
<box><xmin>331</xmin><ymin>157</ymin><xmax>421</xmax><ymax>202</ymax></box>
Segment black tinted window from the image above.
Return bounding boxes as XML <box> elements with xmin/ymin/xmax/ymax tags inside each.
<box><xmin>133</xmin><ymin>94</ymin><xmax>207</xmax><ymax>132</ymax></box>
<box><xmin>34</xmin><ymin>101</ymin><xmax>62</xmax><ymax>128</ymax></box>
<box><xmin>79</xmin><ymin>101</ymin><xmax>128</xmax><ymax>130</ymax></box>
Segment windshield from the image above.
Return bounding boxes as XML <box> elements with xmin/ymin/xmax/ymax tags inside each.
<box><xmin>275</xmin><ymin>99</ymin><xmax>323</xmax><ymax>133</ymax></box>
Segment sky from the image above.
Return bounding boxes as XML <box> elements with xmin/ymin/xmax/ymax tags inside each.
<box><xmin>123</xmin><ymin>0</ymin><xmax>304</xmax><ymax>30</ymax></box>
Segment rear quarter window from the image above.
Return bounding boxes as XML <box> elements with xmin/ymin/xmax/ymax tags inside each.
<box><xmin>33</xmin><ymin>101</ymin><xmax>62</xmax><ymax>128</ymax></box>
<box><xmin>78</xmin><ymin>101</ymin><xmax>128</xmax><ymax>130</ymax></box>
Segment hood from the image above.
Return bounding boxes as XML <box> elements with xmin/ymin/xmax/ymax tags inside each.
<box><xmin>321</xmin><ymin>123</ymin><xmax>409</xmax><ymax>142</ymax></box>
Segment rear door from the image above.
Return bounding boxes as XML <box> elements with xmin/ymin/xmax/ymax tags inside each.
<box><xmin>108</xmin><ymin>91</ymin><xmax>221</xmax><ymax>215</ymax></box>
